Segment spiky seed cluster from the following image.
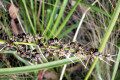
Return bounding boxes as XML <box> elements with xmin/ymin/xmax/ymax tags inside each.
<box><xmin>0</xmin><ymin>31</ymin><xmax>116</xmax><ymax>65</ymax></box>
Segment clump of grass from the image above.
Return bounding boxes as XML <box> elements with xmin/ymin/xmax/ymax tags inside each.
<box><xmin>0</xmin><ymin>0</ymin><xmax>120</xmax><ymax>80</ymax></box>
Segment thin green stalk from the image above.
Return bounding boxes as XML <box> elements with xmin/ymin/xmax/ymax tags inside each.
<box><xmin>19</xmin><ymin>0</ymin><xmax>29</xmax><ymax>33</ymax></box>
<box><xmin>46</xmin><ymin>1</ymin><xmax>60</xmax><ymax>30</ymax></box>
<box><xmin>96</xmin><ymin>61</ymin><xmax>102</xmax><ymax>79</ymax></box>
<box><xmin>22</xmin><ymin>0</ymin><xmax>36</xmax><ymax>35</ymax></box>
<box><xmin>53</xmin><ymin>0</ymin><xmax>80</xmax><ymax>38</ymax></box>
<box><xmin>44</xmin><ymin>0</ymin><xmax>59</xmax><ymax>35</ymax></box>
<box><xmin>98</xmin><ymin>1</ymin><xmax>120</xmax><ymax>53</ymax></box>
<box><xmin>34</xmin><ymin>0</ymin><xmax>37</xmax><ymax>31</ymax></box>
<box><xmin>0</xmin><ymin>40</ymin><xmax>36</xmax><ymax>46</ymax></box>
<box><xmin>23</xmin><ymin>12</ymin><xmax>29</xmax><ymax>33</ymax></box>
<box><xmin>30</xmin><ymin>0</ymin><xmax>33</xmax><ymax>10</ymax></box>
<box><xmin>0</xmin><ymin>56</ymin><xmax>82</xmax><ymax>75</ymax></box>
<box><xmin>30</xmin><ymin>0</ymin><xmax>36</xmax><ymax>31</ymax></box>
<box><xmin>48</xmin><ymin>0</ymin><xmax>68</xmax><ymax>38</ymax></box>
<box><xmin>84</xmin><ymin>57</ymin><xmax>99</xmax><ymax>80</ymax></box>
<box><xmin>85</xmin><ymin>0</ymin><xmax>120</xmax><ymax>79</ymax></box>
<box><xmin>45</xmin><ymin>0</ymin><xmax>52</xmax><ymax>25</ymax></box>
<box><xmin>14</xmin><ymin>42</ymin><xmax>36</xmax><ymax>46</ymax></box>
<box><xmin>42</xmin><ymin>0</ymin><xmax>45</xmax><ymax>29</ymax></box>
<box><xmin>111</xmin><ymin>47</ymin><xmax>120</xmax><ymax>80</ymax></box>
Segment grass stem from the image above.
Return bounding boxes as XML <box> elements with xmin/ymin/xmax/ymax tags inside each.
<box><xmin>85</xmin><ymin>0</ymin><xmax>120</xmax><ymax>79</ymax></box>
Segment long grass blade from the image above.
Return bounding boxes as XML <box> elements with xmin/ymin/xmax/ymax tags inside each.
<box><xmin>42</xmin><ymin>0</ymin><xmax>45</xmax><ymax>29</ymax></box>
<box><xmin>85</xmin><ymin>0</ymin><xmax>120</xmax><ymax>79</ymax></box>
<box><xmin>48</xmin><ymin>0</ymin><xmax>69</xmax><ymax>38</ymax></box>
<box><xmin>0</xmin><ymin>56</ymin><xmax>82</xmax><ymax>75</ymax></box>
<box><xmin>53</xmin><ymin>0</ymin><xmax>81</xmax><ymax>38</ymax></box>
<box><xmin>22</xmin><ymin>0</ymin><xmax>36</xmax><ymax>35</ymax></box>
<box><xmin>44</xmin><ymin>0</ymin><xmax>59</xmax><ymax>36</ymax></box>
<box><xmin>111</xmin><ymin>47</ymin><xmax>120</xmax><ymax>80</ymax></box>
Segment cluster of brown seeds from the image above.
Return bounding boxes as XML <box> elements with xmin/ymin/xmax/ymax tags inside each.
<box><xmin>0</xmin><ymin>31</ymin><xmax>116</xmax><ymax>65</ymax></box>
